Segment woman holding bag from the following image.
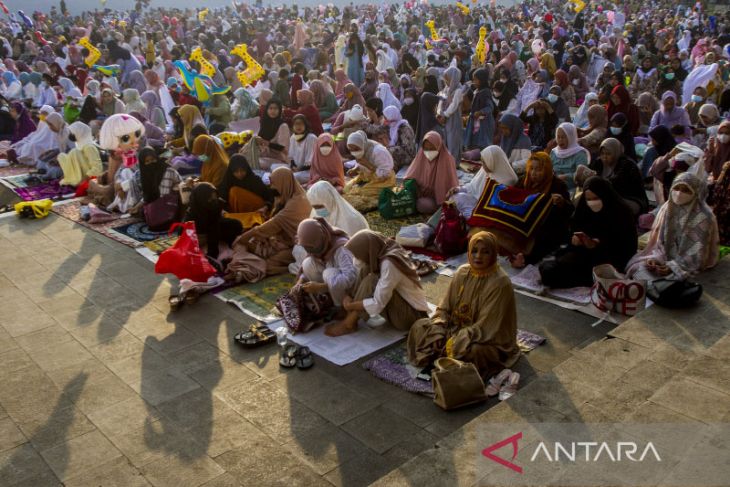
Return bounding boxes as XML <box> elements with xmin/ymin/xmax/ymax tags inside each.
<box><xmin>408</xmin><ymin>231</ymin><xmax>520</xmax><ymax>379</ymax></box>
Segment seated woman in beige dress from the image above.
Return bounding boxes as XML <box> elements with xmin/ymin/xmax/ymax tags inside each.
<box><xmin>407</xmin><ymin>231</ymin><xmax>520</xmax><ymax>378</ymax></box>
<box><xmin>325</xmin><ymin>230</ymin><xmax>429</xmax><ymax>337</ymax></box>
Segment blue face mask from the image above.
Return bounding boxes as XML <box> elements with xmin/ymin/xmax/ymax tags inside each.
<box><xmin>610</xmin><ymin>127</ymin><xmax>622</xmax><ymax>135</ymax></box>
<box><xmin>691</xmin><ymin>95</ymin><xmax>703</xmax><ymax>103</ymax></box>
<box><xmin>315</xmin><ymin>207</ymin><xmax>330</xmax><ymax>218</ymax></box>
<box><xmin>665</xmin><ymin>72</ymin><xmax>675</xmax><ymax>80</ymax></box>
<box><xmin>547</xmin><ymin>93</ymin><xmax>558</xmax><ymax>103</ymax></box>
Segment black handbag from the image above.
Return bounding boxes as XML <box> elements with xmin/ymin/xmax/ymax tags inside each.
<box><xmin>647</xmin><ymin>279</ymin><xmax>703</xmax><ymax>308</ymax></box>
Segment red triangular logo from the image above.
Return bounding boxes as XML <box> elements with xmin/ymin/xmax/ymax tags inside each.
<box><xmin>481</xmin><ymin>432</ymin><xmax>523</xmax><ymax>474</ymax></box>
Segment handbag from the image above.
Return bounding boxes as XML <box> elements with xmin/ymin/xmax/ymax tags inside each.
<box><xmin>434</xmin><ymin>201</ymin><xmax>468</xmax><ymax>256</ymax></box>
<box><xmin>276</xmin><ymin>284</ymin><xmax>334</xmax><ymax>333</ymax></box>
<box><xmin>431</xmin><ymin>357</ymin><xmax>487</xmax><ymax>410</ymax></box>
<box><xmin>155</xmin><ymin>221</ymin><xmax>217</xmax><ymax>282</ymax></box>
<box><xmin>143</xmin><ymin>193</ymin><xmax>180</xmax><ymax>231</ymax></box>
<box><xmin>647</xmin><ymin>279</ymin><xmax>703</xmax><ymax>308</ymax></box>
<box><xmin>378</xmin><ymin>178</ymin><xmax>417</xmax><ymax>219</ymax></box>
<box><xmin>590</xmin><ymin>264</ymin><xmax>646</xmax><ymax>316</ymax></box>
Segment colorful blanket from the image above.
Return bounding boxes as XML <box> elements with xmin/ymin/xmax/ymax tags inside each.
<box><xmin>52</xmin><ymin>200</ymin><xmax>143</xmax><ymax>247</ymax></box>
<box><xmin>215</xmin><ymin>274</ymin><xmax>297</xmax><ymax>322</ymax></box>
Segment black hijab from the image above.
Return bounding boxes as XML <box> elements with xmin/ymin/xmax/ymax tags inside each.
<box><xmin>138</xmin><ymin>146</ymin><xmax>168</xmax><ymax>202</ymax></box>
<box><xmin>423</xmin><ymin>75</ymin><xmax>439</xmax><ymax>95</ymax></box>
<box><xmin>416</xmin><ymin>92</ymin><xmax>440</xmax><ymax>142</ymax></box>
<box><xmin>400</xmin><ymin>87</ymin><xmax>419</xmax><ymax>128</ymax></box>
<box><xmin>258</xmin><ymin>99</ymin><xmax>284</xmax><ymax>141</ymax></box>
<box><xmin>648</xmin><ymin>125</ymin><xmax>676</xmax><ymax>157</ymax></box>
<box><xmin>107</xmin><ymin>39</ymin><xmax>131</xmax><ymax>61</ymax></box>
<box><xmin>218</xmin><ymin>154</ymin><xmax>273</xmax><ymax>207</ymax></box>
<box><xmin>470</xmin><ymin>68</ymin><xmax>493</xmax><ymax>116</ymax></box>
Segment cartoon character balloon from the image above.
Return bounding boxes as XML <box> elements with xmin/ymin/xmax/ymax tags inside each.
<box><xmin>98</xmin><ymin>114</ymin><xmax>146</xmax><ymax>168</ymax></box>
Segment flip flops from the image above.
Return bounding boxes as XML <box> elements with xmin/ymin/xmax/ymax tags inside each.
<box><xmin>485</xmin><ymin>369</ymin><xmax>513</xmax><ymax>397</ymax></box>
<box><xmin>279</xmin><ymin>344</ymin><xmax>314</xmax><ymax>370</ymax></box>
<box><xmin>234</xmin><ymin>323</ymin><xmax>276</xmax><ymax>347</ymax></box>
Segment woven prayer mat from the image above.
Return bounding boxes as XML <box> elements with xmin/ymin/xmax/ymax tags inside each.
<box><xmin>52</xmin><ymin>199</ymin><xmax>143</xmax><ymax>247</ymax></box>
<box><xmin>364</xmin><ymin>211</ymin><xmax>426</xmax><ymax>239</ymax></box>
<box><xmin>215</xmin><ymin>273</ymin><xmax>297</xmax><ymax>322</ymax></box>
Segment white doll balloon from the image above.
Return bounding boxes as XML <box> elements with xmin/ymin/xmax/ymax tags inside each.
<box><xmin>99</xmin><ymin>113</ymin><xmax>146</xmax><ymax>170</ymax></box>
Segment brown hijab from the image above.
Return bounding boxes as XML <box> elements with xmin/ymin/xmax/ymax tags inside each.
<box><xmin>258</xmin><ymin>167</ymin><xmax>313</xmax><ymax>243</ymax></box>
<box><xmin>192</xmin><ymin>134</ymin><xmax>229</xmax><ymax>187</ymax></box>
<box><xmin>297</xmin><ymin>217</ymin><xmax>349</xmax><ymax>261</ymax></box>
<box><xmin>587</xmin><ymin>104</ymin><xmax>608</xmax><ymax>130</ymax></box>
<box><xmin>345</xmin><ymin>230</ymin><xmax>421</xmax><ymax>285</ymax></box>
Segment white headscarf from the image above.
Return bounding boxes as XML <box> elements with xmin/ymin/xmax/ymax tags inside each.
<box><xmin>573</xmin><ymin>92</ymin><xmax>598</xmax><ymax>129</ymax></box>
<box><xmin>552</xmin><ymin>122</ymin><xmax>591</xmax><ymax>161</ymax></box>
<box><xmin>465</xmin><ymin>145</ymin><xmax>518</xmax><ymax>198</ymax></box>
<box><xmin>383</xmin><ymin>106</ymin><xmax>407</xmax><ymax>146</ymax></box>
<box><xmin>376</xmin><ymin>82</ymin><xmax>401</xmax><ymax>110</ymax></box>
<box><xmin>306</xmin><ymin>180</ymin><xmax>369</xmax><ymax>237</ymax></box>
<box><xmin>68</xmin><ymin>121</ymin><xmax>94</xmax><ymax>149</ymax></box>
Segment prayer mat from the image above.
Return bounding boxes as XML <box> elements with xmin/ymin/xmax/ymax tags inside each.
<box><xmin>0</xmin><ymin>165</ymin><xmax>31</xmax><ymax>178</ymax></box>
<box><xmin>215</xmin><ymin>273</ymin><xmax>297</xmax><ymax>322</ymax></box>
<box><xmin>144</xmin><ymin>235</ymin><xmax>179</xmax><ymax>254</ymax></box>
<box><xmin>364</xmin><ymin>211</ymin><xmax>425</xmax><ymax>239</ymax></box>
<box><xmin>1</xmin><ymin>175</ymin><xmax>75</xmax><ymax>202</ymax></box>
<box><xmin>112</xmin><ymin>222</ymin><xmax>170</xmax><ymax>243</ymax></box>
<box><xmin>517</xmin><ymin>329</ymin><xmax>546</xmax><ymax>352</ymax></box>
<box><xmin>52</xmin><ymin>200</ymin><xmax>143</xmax><ymax>247</ymax></box>
<box><xmin>362</xmin><ymin>345</ymin><xmax>434</xmax><ymax>396</ymax></box>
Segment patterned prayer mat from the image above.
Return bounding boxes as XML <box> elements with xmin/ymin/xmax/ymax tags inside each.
<box><xmin>362</xmin><ymin>329</ymin><xmax>546</xmax><ymax>396</ymax></box>
<box><xmin>1</xmin><ymin>174</ymin><xmax>75</xmax><ymax>201</ymax></box>
<box><xmin>143</xmin><ymin>235</ymin><xmax>179</xmax><ymax>254</ymax></box>
<box><xmin>52</xmin><ymin>200</ymin><xmax>143</xmax><ymax>247</ymax></box>
<box><xmin>112</xmin><ymin>221</ymin><xmax>170</xmax><ymax>243</ymax></box>
<box><xmin>364</xmin><ymin>211</ymin><xmax>426</xmax><ymax>239</ymax></box>
<box><xmin>215</xmin><ymin>273</ymin><xmax>297</xmax><ymax>322</ymax></box>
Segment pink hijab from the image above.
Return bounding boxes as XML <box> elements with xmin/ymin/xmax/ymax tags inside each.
<box><xmin>403</xmin><ymin>131</ymin><xmax>459</xmax><ymax>205</ymax></box>
<box><xmin>309</xmin><ymin>133</ymin><xmax>345</xmax><ymax>190</ymax></box>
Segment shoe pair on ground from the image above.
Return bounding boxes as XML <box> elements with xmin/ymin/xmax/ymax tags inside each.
<box><xmin>486</xmin><ymin>368</ymin><xmax>520</xmax><ymax>401</ymax></box>
<box><xmin>233</xmin><ymin>322</ymin><xmax>313</xmax><ymax>370</ymax></box>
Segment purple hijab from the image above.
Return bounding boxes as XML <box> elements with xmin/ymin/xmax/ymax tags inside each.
<box><xmin>10</xmin><ymin>102</ymin><xmax>36</xmax><ymax>143</ymax></box>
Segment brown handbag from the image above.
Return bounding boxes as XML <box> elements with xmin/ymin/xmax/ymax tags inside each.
<box><xmin>431</xmin><ymin>357</ymin><xmax>487</xmax><ymax>410</ymax></box>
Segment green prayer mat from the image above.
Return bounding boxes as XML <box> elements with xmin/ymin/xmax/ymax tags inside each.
<box><xmin>364</xmin><ymin>211</ymin><xmax>428</xmax><ymax>239</ymax></box>
<box><xmin>144</xmin><ymin>235</ymin><xmax>179</xmax><ymax>254</ymax></box>
<box><xmin>216</xmin><ymin>273</ymin><xmax>297</xmax><ymax>321</ymax></box>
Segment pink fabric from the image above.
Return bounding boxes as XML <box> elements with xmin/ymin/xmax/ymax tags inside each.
<box><xmin>403</xmin><ymin>131</ymin><xmax>459</xmax><ymax>205</ymax></box>
<box><xmin>309</xmin><ymin>133</ymin><xmax>345</xmax><ymax>189</ymax></box>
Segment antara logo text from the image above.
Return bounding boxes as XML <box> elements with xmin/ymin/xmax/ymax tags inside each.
<box><xmin>482</xmin><ymin>432</ymin><xmax>662</xmax><ymax>474</ymax></box>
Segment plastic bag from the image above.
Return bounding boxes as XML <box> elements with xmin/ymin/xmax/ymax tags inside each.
<box><xmin>155</xmin><ymin>221</ymin><xmax>217</xmax><ymax>282</ymax></box>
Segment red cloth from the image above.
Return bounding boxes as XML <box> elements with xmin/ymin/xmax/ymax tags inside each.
<box><xmin>403</xmin><ymin>131</ymin><xmax>459</xmax><ymax>205</ymax></box>
<box><xmin>284</xmin><ymin>104</ymin><xmax>324</xmax><ymax>136</ymax></box>
<box><xmin>290</xmin><ymin>74</ymin><xmax>303</xmax><ymax>109</ymax></box>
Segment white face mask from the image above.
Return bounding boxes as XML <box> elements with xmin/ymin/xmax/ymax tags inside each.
<box><xmin>718</xmin><ymin>134</ymin><xmax>730</xmax><ymax>144</ymax></box>
<box><xmin>198</xmin><ymin>154</ymin><xmax>209</xmax><ymax>162</ymax></box>
<box><xmin>350</xmin><ymin>149</ymin><xmax>365</xmax><ymax>159</ymax></box>
<box><xmin>294</xmin><ymin>133</ymin><xmax>306</xmax><ymax>141</ymax></box>
<box><xmin>547</xmin><ymin>93</ymin><xmax>558</xmax><ymax>103</ymax></box>
<box><xmin>572</xmin><ymin>78</ymin><xmax>580</xmax><ymax>86</ymax></box>
<box><xmin>424</xmin><ymin>150</ymin><xmax>438</xmax><ymax>161</ymax></box>
<box><xmin>319</xmin><ymin>145</ymin><xmax>333</xmax><ymax>156</ymax></box>
<box><xmin>586</xmin><ymin>199</ymin><xmax>603</xmax><ymax>212</ymax></box>
<box><xmin>403</xmin><ymin>97</ymin><xmax>414</xmax><ymax>105</ymax></box>
<box><xmin>671</xmin><ymin>189</ymin><xmax>693</xmax><ymax>205</ymax></box>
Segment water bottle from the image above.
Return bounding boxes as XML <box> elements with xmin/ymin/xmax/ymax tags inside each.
<box><xmin>276</xmin><ymin>326</ymin><xmax>289</xmax><ymax>347</ymax></box>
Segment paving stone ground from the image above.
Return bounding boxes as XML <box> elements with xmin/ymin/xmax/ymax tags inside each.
<box><xmin>2</xmin><ymin>188</ymin><xmax>724</xmax><ymax>486</ymax></box>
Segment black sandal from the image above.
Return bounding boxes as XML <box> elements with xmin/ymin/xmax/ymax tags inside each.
<box><xmin>234</xmin><ymin>323</ymin><xmax>276</xmax><ymax>348</ymax></box>
<box><xmin>279</xmin><ymin>344</ymin><xmax>298</xmax><ymax>368</ymax></box>
<box><xmin>169</xmin><ymin>294</ymin><xmax>185</xmax><ymax>311</ymax></box>
<box><xmin>296</xmin><ymin>346</ymin><xmax>314</xmax><ymax>370</ymax></box>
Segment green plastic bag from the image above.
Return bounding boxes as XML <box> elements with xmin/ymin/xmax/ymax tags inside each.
<box><xmin>378</xmin><ymin>178</ymin><xmax>417</xmax><ymax>220</ymax></box>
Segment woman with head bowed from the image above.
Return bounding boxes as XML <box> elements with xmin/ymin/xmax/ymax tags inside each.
<box><xmin>408</xmin><ymin>231</ymin><xmax>520</xmax><ymax>378</ymax></box>
<box><xmin>325</xmin><ymin>229</ymin><xmax>429</xmax><ymax>337</ymax></box>
<box><xmin>306</xmin><ymin>181</ymin><xmax>369</xmax><ymax>237</ymax></box>
<box><xmin>403</xmin><ymin>131</ymin><xmax>459</xmax><ymax>215</ymax></box>
<box><xmin>539</xmin><ymin>176</ymin><xmax>638</xmax><ymax>289</ymax></box>
<box><xmin>342</xmin><ymin>130</ymin><xmax>396</xmax><ymax>212</ymax></box>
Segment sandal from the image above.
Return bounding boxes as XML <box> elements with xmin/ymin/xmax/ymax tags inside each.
<box><xmin>234</xmin><ymin>323</ymin><xmax>276</xmax><ymax>348</ymax></box>
<box><xmin>169</xmin><ymin>294</ymin><xmax>185</xmax><ymax>311</ymax></box>
<box><xmin>184</xmin><ymin>289</ymin><xmax>200</xmax><ymax>305</ymax></box>
<box><xmin>498</xmin><ymin>371</ymin><xmax>520</xmax><ymax>401</ymax></box>
<box><xmin>415</xmin><ymin>260</ymin><xmax>438</xmax><ymax>276</ymax></box>
<box><xmin>279</xmin><ymin>344</ymin><xmax>298</xmax><ymax>368</ymax></box>
<box><xmin>296</xmin><ymin>346</ymin><xmax>314</xmax><ymax>370</ymax></box>
<box><xmin>485</xmin><ymin>369</ymin><xmax>512</xmax><ymax>397</ymax></box>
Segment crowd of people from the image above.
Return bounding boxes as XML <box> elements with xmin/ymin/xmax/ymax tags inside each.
<box><xmin>0</xmin><ymin>0</ymin><xmax>728</xmax><ymax>381</ymax></box>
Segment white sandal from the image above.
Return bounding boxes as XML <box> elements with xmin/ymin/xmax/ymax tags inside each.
<box><xmin>499</xmin><ymin>371</ymin><xmax>521</xmax><ymax>401</ymax></box>
<box><xmin>485</xmin><ymin>368</ymin><xmax>512</xmax><ymax>397</ymax></box>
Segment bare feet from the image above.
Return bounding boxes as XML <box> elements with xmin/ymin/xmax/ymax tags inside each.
<box><xmin>325</xmin><ymin>319</ymin><xmax>358</xmax><ymax>337</ymax></box>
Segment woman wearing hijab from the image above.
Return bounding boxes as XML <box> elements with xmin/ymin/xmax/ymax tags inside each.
<box><xmin>606</xmin><ymin>85</ymin><xmax>640</xmax><ymax>136</ymax></box>
<box><xmin>550</xmin><ymin>122</ymin><xmax>590</xmax><ymax>190</ymax></box>
<box><xmin>641</xmin><ymin>125</ymin><xmax>677</xmax><ymax>180</ymax></box>
<box><xmin>704</xmin><ymin>121</ymin><xmax>730</xmax><ymax>180</ymax></box>
<box><xmin>631</xmin><ymin>57</ymin><xmax>659</xmax><ymax>99</ymax></box>
<box><xmin>437</xmin><ymin>66</ymin><xmax>465</xmax><ymax>161</ymax></box>
<box><xmin>578</xmin><ymin>138</ymin><xmax>648</xmax><ymax>217</ymax></box>
<box><xmin>58</xmin><ymin>121</ymin><xmax>102</xmax><ymax>186</ymax></box>
<box><xmin>404</xmin><ymin>131</ymin><xmax>459</xmax><ymax>215</ymax></box>
<box><xmin>11</xmin><ymin>112</ymin><xmax>69</xmax><ymax>166</ymax></box>
<box><xmin>325</xmin><ymin>229</ymin><xmax>429</xmax><ymax>337</ymax></box>
<box><xmin>608</xmin><ymin>113</ymin><xmax>638</xmax><ymax>162</ymax></box>
<box><xmin>308</xmin><ymin>134</ymin><xmax>345</xmax><ymax>192</ymax></box>
<box><xmin>107</xmin><ymin>39</ymin><xmax>142</xmax><ymax>89</ymax></box>
<box><xmin>170</xmin><ymin>104</ymin><xmax>205</xmax><ymax>151</ymax></box>
<box><xmin>251</xmin><ymin>99</ymin><xmax>290</xmax><ymax>170</ymax></box>
<box><xmin>572</xmin><ymin>92</ymin><xmax>598</xmax><ymax>130</ymax></box>
<box><xmin>359</xmin><ymin>69</ymin><xmax>379</xmax><ymax>101</ymax></box>
<box><xmin>287</xmin><ymin>114</ymin><xmax>318</xmax><ymax>184</ymax></box>
<box><xmin>545</xmin><ymin>85</ymin><xmax>570</xmax><ymax>124</ymax></box>
<box><xmin>123</xmin><ymin>89</ymin><xmax>146</xmax><ymax>114</ymax></box>
<box><xmin>186</xmin><ymin>182</ymin><xmax>243</xmax><ymax>260</ymax></box>
<box><xmin>9</xmin><ymin>102</ymin><xmax>36</xmax><ymax>143</ymax></box>
<box><xmin>334</xmin><ymin>69</ymin><xmax>351</xmax><ymax>100</ymax></box>
<box><xmin>1</xmin><ymin>71</ymin><xmax>22</xmax><ymax>100</ymax></box>
<box><xmin>553</xmin><ymin>69</ymin><xmax>576</xmax><ymax>107</ymax></box>
<box><xmin>98</xmin><ymin>88</ymin><xmax>126</xmax><ymax>119</ymax></box>
<box><xmin>451</xmin><ymin>146</ymin><xmax>518</xmax><ymax>218</ymax></box>
<box><xmin>137</xmin><ymin>146</ymin><xmax>181</xmax><ymax>206</ymax></box>
<box><xmin>342</xmin><ymin>130</ymin><xmax>396</xmax><ymax>212</ymax></box>
<box><xmin>498</xmin><ymin>113</ymin><xmax>532</xmax><ymax>170</ymax></box>
<box><xmin>382</xmin><ymin>106</ymin><xmax>416</xmax><ymax>170</ymax></box>
<box><xmin>218</xmin><ymin>154</ymin><xmax>273</xmax><ymax>215</ymax></box>
<box><xmin>578</xmin><ymin>105</ymin><xmax>609</xmax><ymax>157</ymax></box>
<box><xmin>637</xmin><ymin>92</ymin><xmax>659</xmax><ymax>135</ymax></box>
<box><xmin>416</xmin><ymin>91</ymin><xmax>442</xmax><ymax>143</ymax></box>
<box><xmin>284</xmin><ymin>89</ymin><xmax>323</xmax><ymax>136</ymax></box>
<box><xmin>306</xmin><ymin>180</ymin><xmax>368</xmax><ymax>237</ymax></box>
<box><xmin>540</xmin><ymin>52</ymin><xmax>558</xmax><ymax>79</ymax></box>
<box><xmin>509</xmin><ymin>152</ymin><xmax>573</xmax><ymax>268</ymax></box>
<box><xmin>126</xmin><ymin>69</ymin><xmax>148</xmax><ymax>95</ymax></box>
<box><xmin>463</xmin><ymin>68</ymin><xmax>495</xmax><ymax>151</ymax></box>
<box><xmin>539</xmin><ymin>176</ymin><xmax>638</xmax><ymax>288</ymax></box>
<box><xmin>191</xmin><ymin>134</ymin><xmax>229</xmax><ymax>188</ymax></box>
<box><xmin>569</xmin><ymin>66</ymin><xmax>589</xmax><ymax>103</ymax></box>
<box><xmin>376</xmin><ymin>82</ymin><xmax>401</xmax><ymax>111</ymax></box>
<box><xmin>400</xmin><ymin>88</ymin><xmax>420</xmax><ymax>129</ymax></box>
<box><xmin>140</xmin><ymin>90</ymin><xmax>167</xmax><ymax>130</ymax></box>
<box><xmin>346</xmin><ymin>33</ymin><xmax>365</xmax><ymax>87</ymax></box>
<box><xmin>309</xmin><ymin>80</ymin><xmax>338</xmax><ymax>121</ymax></box>
<box><xmin>292</xmin><ymin>218</ymin><xmax>358</xmax><ymax>311</ymax></box>
<box><xmin>691</xmin><ymin>104</ymin><xmax>721</xmax><ymax>149</ymax></box>
<box><xmin>226</xmin><ymin>167</ymin><xmax>313</xmax><ymax>282</ymax></box>
<box><xmin>628</xmin><ymin>172</ymin><xmax>719</xmax><ymax>282</ymax></box>
<box><xmin>408</xmin><ymin>231</ymin><xmax>520</xmax><ymax>377</ymax></box>
<box><xmin>649</xmin><ymin>91</ymin><xmax>691</xmax><ymax>136</ymax></box>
